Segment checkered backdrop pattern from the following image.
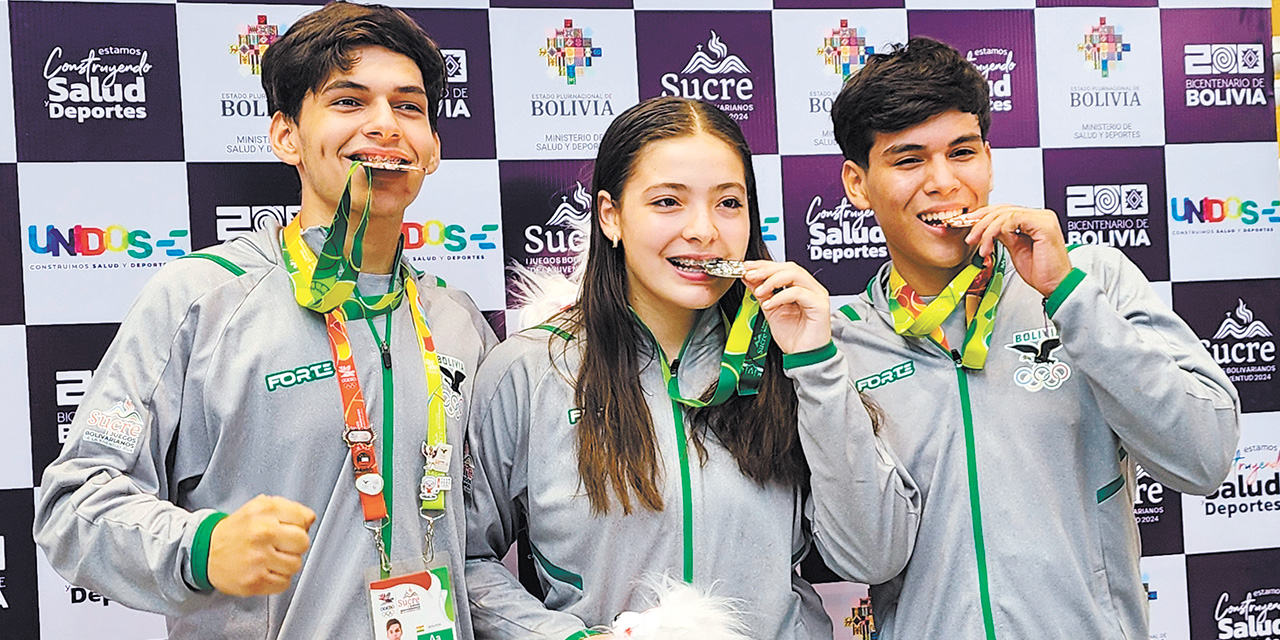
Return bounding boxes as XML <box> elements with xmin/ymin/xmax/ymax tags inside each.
<box><xmin>2</xmin><ymin>1</ymin><xmax>1278</xmax><ymax>638</ymax></box>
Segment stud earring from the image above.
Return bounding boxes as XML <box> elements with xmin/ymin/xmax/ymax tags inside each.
<box><xmin>611</xmin><ymin>236</ymin><xmax>620</xmax><ymax>249</ymax></box>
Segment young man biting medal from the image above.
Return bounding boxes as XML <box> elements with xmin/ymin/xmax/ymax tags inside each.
<box><xmin>34</xmin><ymin>3</ymin><xmax>495</xmax><ymax>638</ymax></box>
<box><xmin>801</xmin><ymin>37</ymin><xmax>1240</xmax><ymax>639</ymax></box>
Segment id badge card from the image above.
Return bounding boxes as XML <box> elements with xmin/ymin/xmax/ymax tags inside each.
<box><xmin>368</xmin><ymin>559</ymin><xmax>458</xmax><ymax>640</ymax></box>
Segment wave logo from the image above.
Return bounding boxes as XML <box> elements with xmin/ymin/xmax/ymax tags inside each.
<box><xmin>525</xmin><ymin>181</ymin><xmax>590</xmax><ymax>256</ymax></box>
<box><xmin>760</xmin><ymin>216</ymin><xmax>778</xmax><ymax>243</ymax></box>
<box><xmin>1078</xmin><ymin>17</ymin><xmax>1130</xmax><ymax>78</ymax></box>
<box><xmin>1169</xmin><ymin>196</ymin><xmax>1280</xmax><ymax>226</ymax></box>
<box><xmin>661</xmin><ymin>30</ymin><xmax>755</xmax><ymax>107</ymax></box>
<box><xmin>215</xmin><ymin>205</ymin><xmax>299</xmax><ymax>242</ymax></box>
<box><xmin>229</xmin><ymin>15</ymin><xmax>280</xmax><ymax>76</ymax></box>
<box><xmin>402</xmin><ymin>219</ymin><xmax>498</xmax><ymax>253</ymax></box>
<box><xmin>539</xmin><ymin>19</ymin><xmax>602</xmax><ymax>86</ymax></box>
<box><xmin>28</xmin><ymin>224</ymin><xmax>188</xmax><ymax>258</ymax></box>
<box><xmin>1214</xmin><ymin>299</ymin><xmax>1273</xmax><ymax>340</ymax></box>
<box><xmin>1006</xmin><ymin>327</ymin><xmax>1071</xmax><ymax>392</ymax></box>
<box><xmin>817</xmin><ymin>20</ymin><xmax>874</xmax><ymax>80</ymax></box>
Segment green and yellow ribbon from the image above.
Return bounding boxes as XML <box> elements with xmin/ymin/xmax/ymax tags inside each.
<box><xmin>643</xmin><ymin>293</ymin><xmax>772</xmax><ymax>408</ymax></box>
<box><xmin>886</xmin><ymin>248</ymin><xmax>1006</xmax><ymax>370</ymax></box>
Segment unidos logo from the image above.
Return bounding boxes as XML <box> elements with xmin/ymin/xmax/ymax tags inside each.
<box><xmin>1183</xmin><ymin>43</ymin><xmax>1267</xmax><ymax>108</ymax></box>
<box><xmin>1169</xmin><ymin>195</ymin><xmax>1280</xmax><ymax>228</ymax></box>
<box><xmin>1064</xmin><ymin>184</ymin><xmax>1152</xmax><ymax>249</ymax></box>
<box><xmin>1199</xmin><ymin>298</ymin><xmax>1275</xmax><ymax>384</ymax></box>
<box><xmin>229</xmin><ymin>15</ymin><xmax>280</xmax><ymax>77</ymax></box>
<box><xmin>539</xmin><ymin>19</ymin><xmax>602</xmax><ymax>86</ymax></box>
<box><xmin>1078</xmin><ymin>17</ymin><xmax>1131</xmax><ymax>78</ymax></box>
<box><xmin>44</xmin><ymin>46</ymin><xmax>153</xmax><ymax>123</ymax></box>
<box><xmin>805</xmin><ymin>195</ymin><xmax>886</xmax><ymax>265</ymax></box>
<box><xmin>402</xmin><ymin>219</ymin><xmax>499</xmax><ymax>254</ymax></box>
<box><xmin>27</xmin><ymin>223</ymin><xmax>189</xmax><ymax>260</ymax></box>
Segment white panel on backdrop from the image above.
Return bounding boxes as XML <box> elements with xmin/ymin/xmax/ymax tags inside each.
<box><xmin>634</xmin><ymin>0</ymin><xmax>771</xmax><ymax>8</ymax></box>
<box><xmin>906</xmin><ymin>0</ymin><xmax>1033</xmax><ymax>8</ymax></box>
<box><xmin>32</xmin><ymin>491</ymin><xmax>167</xmax><ymax>640</ymax></box>
<box><xmin>1182</xmin><ymin>412</ymin><xmax>1280</xmax><ymax>555</ymax></box>
<box><xmin>1035</xmin><ymin>7</ymin><xmax>1166</xmax><ymax>149</ymax></box>
<box><xmin>1165</xmin><ymin>141</ymin><xmax>1280</xmax><ymax>282</ymax></box>
<box><xmin>19</xmin><ymin>162</ymin><xmax>190</xmax><ymax>325</ymax></box>
<box><xmin>1160</xmin><ymin>0</ymin><xmax>1270</xmax><ymax>7</ymax></box>
<box><xmin>1150</xmin><ymin>280</ymin><xmax>1173</xmax><ymax>309</ymax></box>
<box><xmin>772</xmin><ymin>9</ymin><xmax>908</xmax><ymax>157</ymax></box>
<box><xmin>0</xmin><ymin>326</ymin><xmax>31</xmax><ymax>490</ymax></box>
<box><xmin>1141</xmin><ymin>554</ymin><xmax>1191</xmax><ymax>640</ymax></box>
<box><xmin>177</xmin><ymin>4</ymin><xmax>314</xmax><ymax>163</ymax></box>
<box><xmin>0</xmin><ymin>0</ymin><xmax>14</xmax><ymax>164</ymax></box>
<box><xmin>489</xmin><ymin>9</ymin><xmax>638</xmax><ymax>161</ymax></box>
<box><xmin>990</xmin><ymin>147</ymin><xmax>1045</xmax><ymax>209</ymax></box>
<box><xmin>405</xmin><ymin>158</ymin><xmax>505</xmax><ymax>311</ymax></box>
<box><xmin>753</xmin><ymin>153</ymin><xmax>787</xmax><ymax>262</ymax></box>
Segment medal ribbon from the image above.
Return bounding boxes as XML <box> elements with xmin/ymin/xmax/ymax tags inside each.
<box><xmin>650</xmin><ymin>293</ymin><xmax>772</xmax><ymax>408</ymax></box>
<box><xmin>887</xmin><ymin>248</ymin><xmax>1006</xmax><ymax>370</ymax></box>
<box><xmin>280</xmin><ymin>163</ymin><xmax>406</xmax><ymax>319</ymax></box>
<box><xmin>281</xmin><ymin>162</ymin><xmax>450</xmax><ymax>528</ymax></box>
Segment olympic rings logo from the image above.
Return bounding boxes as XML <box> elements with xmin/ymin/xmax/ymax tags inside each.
<box><xmin>1014</xmin><ymin>361</ymin><xmax>1072</xmax><ymax>392</ymax></box>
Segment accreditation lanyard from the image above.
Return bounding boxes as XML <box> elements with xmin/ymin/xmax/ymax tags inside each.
<box><xmin>278</xmin><ymin>166</ymin><xmax>451</xmax><ymax>574</ymax></box>
<box><xmin>884</xmin><ymin>248</ymin><xmax>1006</xmax><ymax>370</ymax></box>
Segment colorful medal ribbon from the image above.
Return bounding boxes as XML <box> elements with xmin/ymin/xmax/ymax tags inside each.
<box><xmin>281</xmin><ymin>160</ymin><xmax>451</xmax><ymax>531</ymax></box>
<box><xmin>654</xmin><ymin>292</ymin><xmax>772</xmax><ymax>408</ymax></box>
<box><xmin>280</xmin><ymin>162</ymin><xmax>406</xmax><ymax>320</ymax></box>
<box><xmin>887</xmin><ymin>247</ymin><xmax>1006</xmax><ymax>370</ymax></box>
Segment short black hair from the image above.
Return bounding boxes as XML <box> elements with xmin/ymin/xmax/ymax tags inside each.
<box><xmin>261</xmin><ymin>1</ymin><xmax>446</xmax><ymax>130</ymax></box>
<box><xmin>832</xmin><ymin>37</ymin><xmax>990</xmax><ymax>168</ymax></box>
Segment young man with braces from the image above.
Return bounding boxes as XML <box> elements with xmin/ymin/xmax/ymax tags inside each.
<box><xmin>804</xmin><ymin>37</ymin><xmax>1240</xmax><ymax>639</ymax></box>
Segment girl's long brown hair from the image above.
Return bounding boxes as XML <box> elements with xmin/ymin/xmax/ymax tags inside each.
<box><xmin>560</xmin><ymin>96</ymin><xmax>808</xmax><ymax>515</ymax></box>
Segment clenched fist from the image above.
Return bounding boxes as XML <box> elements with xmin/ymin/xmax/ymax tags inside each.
<box><xmin>207</xmin><ymin>495</ymin><xmax>316</xmax><ymax>596</ymax></box>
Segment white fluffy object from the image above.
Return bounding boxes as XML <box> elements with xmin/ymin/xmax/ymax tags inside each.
<box><xmin>609</xmin><ymin>576</ymin><xmax>751</xmax><ymax>640</ymax></box>
<box><xmin>506</xmin><ymin>261</ymin><xmax>582</xmax><ymax>331</ymax></box>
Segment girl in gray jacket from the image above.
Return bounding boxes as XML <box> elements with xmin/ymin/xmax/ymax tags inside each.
<box><xmin>464</xmin><ymin>96</ymin><xmax>920</xmax><ymax>639</ymax></box>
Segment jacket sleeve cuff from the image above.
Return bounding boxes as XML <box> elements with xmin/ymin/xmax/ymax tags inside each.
<box><xmin>190</xmin><ymin>511</ymin><xmax>229</xmax><ymax>592</ymax></box>
<box><xmin>782</xmin><ymin>341</ymin><xmax>838</xmax><ymax>370</ymax></box>
<box><xmin>1044</xmin><ymin>268</ymin><xmax>1087</xmax><ymax>318</ymax></box>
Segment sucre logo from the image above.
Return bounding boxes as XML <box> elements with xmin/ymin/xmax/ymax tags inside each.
<box><xmin>1200</xmin><ymin>299</ymin><xmax>1276</xmax><ymax>385</ymax></box>
<box><xmin>661</xmin><ymin>30</ymin><xmax>754</xmax><ymax>122</ymax></box>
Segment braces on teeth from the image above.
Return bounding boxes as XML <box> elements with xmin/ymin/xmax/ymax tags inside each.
<box><xmin>354</xmin><ymin>159</ymin><xmax>426</xmax><ymax>172</ymax></box>
<box><xmin>672</xmin><ymin>257</ymin><xmax>746</xmax><ymax>278</ymax></box>
<box><xmin>920</xmin><ymin>209</ymin><xmax>980</xmax><ymax>228</ymax></box>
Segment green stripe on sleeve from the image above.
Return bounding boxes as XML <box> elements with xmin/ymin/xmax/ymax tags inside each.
<box><xmin>782</xmin><ymin>341</ymin><xmax>838</xmax><ymax>369</ymax></box>
<box><xmin>1097</xmin><ymin>475</ymin><xmax>1126</xmax><ymax>503</ymax></box>
<box><xmin>564</xmin><ymin>630</ymin><xmax>606</xmax><ymax>640</ymax></box>
<box><xmin>838</xmin><ymin>304</ymin><xmax>861</xmax><ymax>322</ymax></box>
<box><xmin>1044</xmin><ymin>268</ymin><xmax>1086</xmax><ymax>318</ymax></box>
<box><xmin>191</xmin><ymin>511</ymin><xmax>229</xmax><ymax>591</ymax></box>
<box><xmin>533</xmin><ymin>324</ymin><xmax>576</xmax><ymax>342</ymax></box>
<box><xmin>529</xmin><ymin>542</ymin><xmax>584</xmax><ymax>590</ymax></box>
<box><xmin>179</xmin><ymin>253</ymin><xmax>246</xmax><ymax>276</ymax></box>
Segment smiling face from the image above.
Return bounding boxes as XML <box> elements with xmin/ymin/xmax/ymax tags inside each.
<box><xmin>842</xmin><ymin>109</ymin><xmax>993</xmax><ymax>295</ymax></box>
<box><xmin>270</xmin><ymin>45</ymin><xmax>441</xmax><ymax>228</ymax></box>
<box><xmin>598</xmin><ymin>132</ymin><xmax>751</xmax><ymax>333</ymax></box>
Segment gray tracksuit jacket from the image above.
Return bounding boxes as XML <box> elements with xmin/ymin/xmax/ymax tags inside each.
<box><xmin>816</xmin><ymin>245</ymin><xmax>1239</xmax><ymax>639</ymax></box>
<box><xmin>464</xmin><ymin>309</ymin><xmax>920</xmax><ymax>640</ymax></box>
<box><xmin>34</xmin><ymin>224</ymin><xmax>495</xmax><ymax>639</ymax></box>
